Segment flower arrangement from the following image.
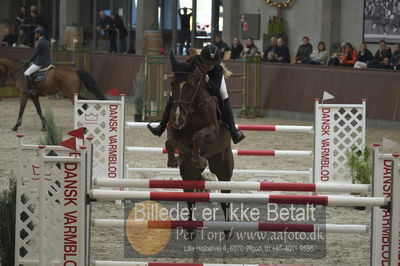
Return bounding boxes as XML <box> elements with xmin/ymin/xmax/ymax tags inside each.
<box><xmin>267</xmin><ymin>16</ymin><xmax>284</xmax><ymax>36</ymax></box>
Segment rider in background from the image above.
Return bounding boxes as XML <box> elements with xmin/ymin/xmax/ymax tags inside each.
<box><xmin>148</xmin><ymin>45</ymin><xmax>245</xmax><ymax>144</ymax></box>
<box><xmin>24</xmin><ymin>27</ymin><xmax>51</xmax><ymax>95</ymax></box>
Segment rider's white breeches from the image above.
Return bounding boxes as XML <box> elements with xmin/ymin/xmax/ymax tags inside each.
<box><xmin>220</xmin><ymin>76</ymin><xmax>229</xmax><ymax>100</ymax></box>
<box><xmin>24</xmin><ymin>64</ymin><xmax>41</xmax><ymax>76</ymax></box>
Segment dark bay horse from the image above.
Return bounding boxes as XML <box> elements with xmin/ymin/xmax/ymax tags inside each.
<box><xmin>165</xmin><ymin>60</ymin><xmax>233</xmax><ymax>239</ymax></box>
<box><xmin>0</xmin><ymin>58</ymin><xmax>105</xmax><ymax>131</ymax></box>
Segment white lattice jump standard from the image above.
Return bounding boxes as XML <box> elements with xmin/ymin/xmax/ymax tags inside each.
<box><xmin>92</xmin><ymin>219</ymin><xmax>369</xmax><ymax>234</ymax></box>
<box><xmin>93</xmin><ymin>179</ymin><xmax>370</xmax><ymax>193</ymax></box>
<box><xmin>127</xmin><ymin>122</ymin><xmax>314</xmax><ymax>133</ymax></box>
<box><xmin>125</xmin><ymin>147</ymin><xmax>313</xmax><ymax>157</ymax></box>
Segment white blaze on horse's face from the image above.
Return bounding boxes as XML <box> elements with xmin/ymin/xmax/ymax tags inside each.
<box><xmin>174</xmin><ymin>81</ymin><xmax>186</xmax><ymax>129</ymax></box>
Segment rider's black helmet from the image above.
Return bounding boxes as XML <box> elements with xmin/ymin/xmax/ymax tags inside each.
<box><xmin>33</xmin><ymin>27</ymin><xmax>46</xmax><ymax>35</ymax></box>
<box><xmin>200</xmin><ymin>45</ymin><xmax>221</xmax><ymax>66</ymax></box>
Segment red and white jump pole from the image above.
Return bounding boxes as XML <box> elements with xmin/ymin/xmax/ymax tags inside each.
<box><xmin>92</xmin><ymin>219</ymin><xmax>368</xmax><ymax>234</ymax></box>
<box><xmin>127</xmin><ymin>122</ymin><xmax>314</xmax><ymax>133</ymax></box>
<box><xmin>125</xmin><ymin>147</ymin><xmax>313</xmax><ymax>157</ymax></box>
<box><xmin>93</xmin><ymin>179</ymin><xmax>370</xmax><ymax>193</ymax></box>
<box><xmin>89</xmin><ymin>190</ymin><xmax>388</xmax><ymax>207</ymax></box>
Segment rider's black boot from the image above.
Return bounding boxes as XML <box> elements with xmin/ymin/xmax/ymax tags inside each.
<box><xmin>223</xmin><ymin>98</ymin><xmax>245</xmax><ymax>144</ymax></box>
<box><xmin>147</xmin><ymin>97</ymin><xmax>173</xmax><ymax>137</ymax></box>
<box><xmin>26</xmin><ymin>75</ymin><xmax>37</xmax><ymax>95</ymax></box>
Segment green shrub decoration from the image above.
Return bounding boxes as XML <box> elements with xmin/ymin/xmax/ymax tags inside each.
<box><xmin>346</xmin><ymin>146</ymin><xmax>372</xmax><ymax>185</ymax></box>
<box><xmin>267</xmin><ymin>16</ymin><xmax>284</xmax><ymax>36</ymax></box>
<box><xmin>0</xmin><ymin>173</ymin><xmax>16</xmax><ymax>266</ymax></box>
<box><xmin>39</xmin><ymin>107</ymin><xmax>63</xmax><ymax>146</ymax></box>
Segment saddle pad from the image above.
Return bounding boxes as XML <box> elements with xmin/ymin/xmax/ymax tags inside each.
<box><xmin>33</xmin><ymin>65</ymin><xmax>54</xmax><ymax>82</ymax></box>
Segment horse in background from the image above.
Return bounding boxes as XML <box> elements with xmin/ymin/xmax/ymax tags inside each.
<box><xmin>0</xmin><ymin>58</ymin><xmax>105</xmax><ymax>131</ymax></box>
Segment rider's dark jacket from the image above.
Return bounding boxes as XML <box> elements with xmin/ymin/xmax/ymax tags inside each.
<box><xmin>30</xmin><ymin>37</ymin><xmax>51</xmax><ymax>67</ymax></box>
<box><xmin>170</xmin><ymin>52</ymin><xmax>223</xmax><ymax>97</ymax></box>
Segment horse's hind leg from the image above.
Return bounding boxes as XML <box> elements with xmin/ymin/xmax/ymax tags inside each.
<box><xmin>12</xmin><ymin>95</ymin><xmax>29</xmax><ymax>131</ymax></box>
<box><xmin>31</xmin><ymin>96</ymin><xmax>46</xmax><ymax>131</ymax></box>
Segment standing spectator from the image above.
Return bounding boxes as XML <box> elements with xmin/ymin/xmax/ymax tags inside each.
<box><xmin>30</xmin><ymin>10</ymin><xmax>49</xmax><ymax>42</ymax></box>
<box><xmin>262</xmin><ymin>36</ymin><xmax>278</xmax><ymax>61</ymax></box>
<box><xmin>370</xmin><ymin>40</ymin><xmax>392</xmax><ymax>68</ymax></box>
<box><xmin>15</xmin><ymin>6</ymin><xmax>30</xmax><ymax>34</ymax></box>
<box><xmin>354</xmin><ymin>42</ymin><xmax>373</xmax><ymax>69</ymax></box>
<box><xmin>240</xmin><ymin>38</ymin><xmax>259</xmax><ymax>58</ymax></box>
<box><xmin>275</xmin><ymin>37</ymin><xmax>290</xmax><ymax>63</ymax></box>
<box><xmin>340</xmin><ymin>42</ymin><xmax>358</xmax><ymax>67</ymax></box>
<box><xmin>213</xmin><ymin>35</ymin><xmax>230</xmax><ymax>59</ymax></box>
<box><xmin>110</xmin><ymin>12</ymin><xmax>128</xmax><ymax>53</ymax></box>
<box><xmin>96</xmin><ymin>10</ymin><xmax>112</xmax><ymax>36</ymax></box>
<box><xmin>391</xmin><ymin>43</ymin><xmax>400</xmax><ymax>68</ymax></box>
<box><xmin>306</xmin><ymin>41</ymin><xmax>328</xmax><ymax>65</ymax></box>
<box><xmin>17</xmin><ymin>29</ymin><xmax>30</xmax><ymax>48</ymax></box>
<box><xmin>30</xmin><ymin>5</ymin><xmax>38</xmax><ymax>12</ymax></box>
<box><xmin>230</xmin><ymin>37</ymin><xmax>243</xmax><ymax>61</ymax></box>
<box><xmin>295</xmin><ymin>36</ymin><xmax>313</xmax><ymax>64</ymax></box>
<box><xmin>1</xmin><ymin>27</ymin><xmax>17</xmax><ymax>47</ymax></box>
<box><xmin>178</xmin><ymin>7</ymin><xmax>192</xmax><ymax>55</ymax></box>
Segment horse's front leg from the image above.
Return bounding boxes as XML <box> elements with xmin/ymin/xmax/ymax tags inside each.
<box><xmin>165</xmin><ymin>138</ymin><xmax>178</xmax><ymax>168</ymax></box>
<box><xmin>12</xmin><ymin>94</ymin><xmax>29</xmax><ymax>131</ymax></box>
<box><xmin>191</xmin><ymin>126</ymin><xmax>216</xmax><ymax>169</ymax></box>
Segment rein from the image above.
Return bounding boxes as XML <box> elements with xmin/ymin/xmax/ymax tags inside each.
<box><xmin>172</xmin><ymin>71</ymin><xmax>206</xmax><ymax>114</ymax></box>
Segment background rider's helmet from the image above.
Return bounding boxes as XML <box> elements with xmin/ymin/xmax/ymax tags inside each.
<box><xmin>200</xmin><ymin>45</ymin><xmax>221</xmax><ymax>66</ymax></box>
<box><xmin>33</xmin><ymin>27</ymin><xmax>46</xmax><ymax>36</ymax></box>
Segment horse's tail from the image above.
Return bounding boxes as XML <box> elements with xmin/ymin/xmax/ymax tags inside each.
<box><xmin>76</xmin><ymin>70</ymin><xmax>106</xmax><ymax>100</ymax></box>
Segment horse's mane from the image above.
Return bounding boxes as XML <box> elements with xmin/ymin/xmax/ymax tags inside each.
<box><xmin>185</xmin><ymin>54</ymin><xmax>232</xmax><ymax>78</ymax></box>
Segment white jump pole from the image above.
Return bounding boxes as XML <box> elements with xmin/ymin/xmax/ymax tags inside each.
<box><xmin>92</xmin><ymin>219</ymin><xmax>368</xmax><ymax>234</ymax></box>
<box><xmin>89</xmin><ymin>190</ymin><xmax>388</xmax><ymax>207</ymax></box>
<box><xmin>93</xmin><ymin>178</ymin><xmax>370</xmax><ymax>193</ymax></box>
<box><xmin>125</xmin><ymin>147</ymin><xmax>313</xmax><ymax>157</ymax></box>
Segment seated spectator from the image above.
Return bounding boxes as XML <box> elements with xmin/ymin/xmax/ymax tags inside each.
<box><xmin>340</xmin><ymin>42</ymin><xmax>358</xmax><ymax>67</ymax></box>
<box><xmin>354</xmin><ymin>42</ymin><xmax>373</xmax><ymax>68</ymax></box>
<box><xmin>295</xmin><ymin>36</ymin><xmax>313</xmax><ymax>64</ymax></box>
<box><xmin>240</xmin><ymin>38</ymin><xmax>259</xmax><ymax>58</ymax></box>
<box><xmin>369</xmin><ymin>40</ymin><xmax>392</xmax><ymax>68</ymax></box>
<box><xmin>262</xmin><ymin>36</ymin><xmax>278</xmax><ymax>61</ymax></box>
<box><xmin>230</xmin><ymin>37</ymin><xmax>243</xmax><ymax>61</ymax></box>
<box><xmin>391</xmin><ymin>43</ymin><xmax>400</xmax><ymax>68</ymax></box>
<box><xmin>376</xmin><ymin>57</ymin><xmax>393</xmax><ymax>69</ymax></box>
<box><xmin>1</xmin><ymin>27</ymin><xmax>17</xmax><ymax>47</ymax></box>
<box><xmin>264</xmin><ymin>52</ymin><xmax>278</xmax><ymax>62</ymax></box>
<box><xmin>328</xmin><ymin>42</ymin><xmax>345</xmax><ymax>66</ymax></box>
<box><xmin>306</xmin><ymin>41</ymin><xmax>328</xmax><ymax>65</ymax></box>
<box><xmin>275</xmin><ymin>37</ymin><xmax>290</xmax><ymax>63</ymax></box>
<box><xmin>213</xmin><ymin>35</ymin><xmax>230</xmax><ymax>59</ymax></box>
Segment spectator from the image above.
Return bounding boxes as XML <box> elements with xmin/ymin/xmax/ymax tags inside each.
<box><xmin>354</xmin><ymin>42</ymin><xmax>373</xmax><ymax>69</ymax></box>
<box><xmin>17</xmin><ymin>29</ymin><xmax>30</xmax><ymax>48</ymax></box>
<box><xmin>30</xmin><ymin>5</ymin><xmax>38</xmax><ymax>12</ymax></box>
<box><xmin>96</xmin><ymin>11</ymin><xmax>112</xmax><ymax>36</ymax></box>
<box><xmin>391</xmin><ymin>43</ymin><xmax>400</xmax><ymax>68</ymax></box>
<box><xmin>1</xmin><ymin>27</ymin><xmax>17</xmax><ymax>47</ymax></box>
<box><xmin>213</xmin><ymin>35</ymin><xmax>230</xmax><ymax>59</ymax></box>
<box><xmin>30</xmin><ymin>11</ymin><xmax>48</xmax><ymax>37</ymax></box>
<box><xmin>240</xmin><ymin>38</ymin><xmax>259</xmax><ymax>58</ymax></box>
<box><xmin>109</xmin><ymin>12</ymin><xmax>128</xmax><ymax>53</ymax></box>
<box><xmin>295</xmin><ymin>36</ymin><xmax>313</xmax><ymax>64</ymax></box>
<box><xmin>178</xmin><ymin>7</ymin><xmax>192</xmax><ymax>55</ymax></box>
<box><xmin>230</xmin><ymin>37</ymin><xmax>243</xmax><ymax>61</ymax></box>
<box><xmin>275</xmin><ymin>37</ymin><xmax>290</xmax><ymax>63</ymax></box>
<box><xmin>340</xmin><ymin>42</ymin><xmax>358</xmax><ymax>67</ymax></box>
<box><xmin>306</xmin><ymin>41</ymin><xmax>328</xmax><ymax>65</ymax></box>
<box><xmin>262</xmin><ymin>36</ymin><xmax>278</xmax><ymax>61</ymax></box>
<box><xmin>328</xmin><ymin>42</ymin><xmax>345</xmax><ymax>66</ymax></box>
<box><xmin>376</xmin><ymin>57</ymin><xmax>393</xmax><ymax>69</ymax></box>
<box><xmin>370</xmin><ymin>40</ymin><xmax>392</xmax><ymax>68</ymax></box>
<box><xmin>15</xmin><ymin>6</ymin><xmax>30</xmax><ymax>34</ymax></box>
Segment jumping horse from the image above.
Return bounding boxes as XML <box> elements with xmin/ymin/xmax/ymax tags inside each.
<box><xmin>165</xmin><ymin>54</ymin><xmax>233</xmax><ymax>239</ymax></box>
<box><xmin>0</xmin><ymin>58</ymin><xmax>105</xmax><ymax>131</ymax></box>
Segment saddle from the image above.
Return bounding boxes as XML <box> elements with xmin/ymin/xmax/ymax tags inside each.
<box><xmin>32</xmin><ymin>65</ymin><xmax>55</xmax><ymax>82</ymax></box>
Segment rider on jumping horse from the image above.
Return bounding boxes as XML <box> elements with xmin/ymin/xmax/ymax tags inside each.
<box><xmin>148</xmin><ymin>45</ymin><xmax>245</xmax><ymax>144</ymax></box>
<box><xmin>24</xmin><ymin>27</ymin><xmax>51</xmax><ymax>95</ymax></box>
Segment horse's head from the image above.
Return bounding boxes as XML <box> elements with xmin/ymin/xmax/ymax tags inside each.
<box><xmin>170</xmin><ymin>69</ymin><xmax>203</xmax><ymax>130</ymax></box>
